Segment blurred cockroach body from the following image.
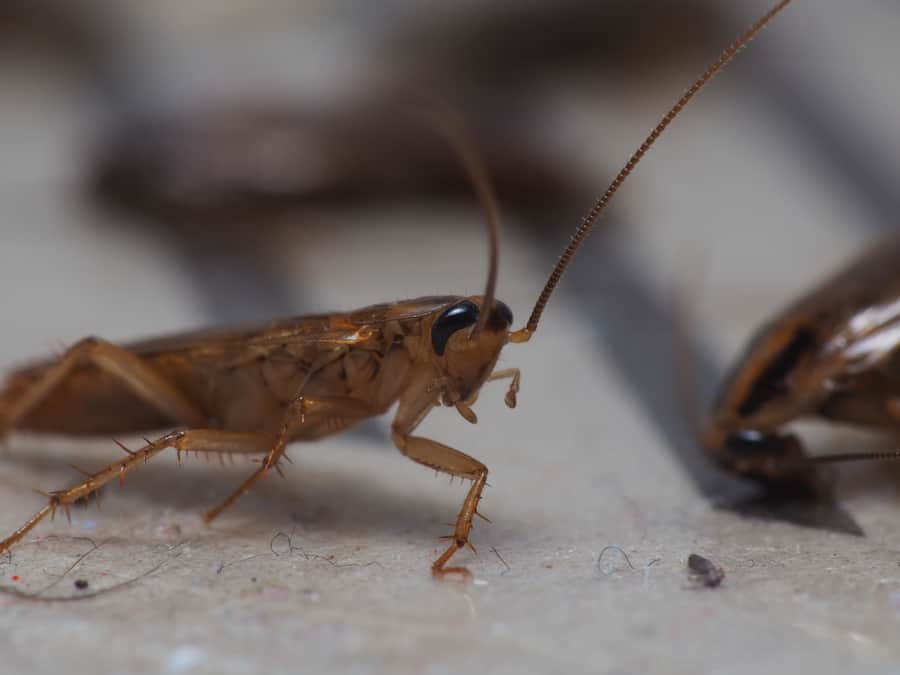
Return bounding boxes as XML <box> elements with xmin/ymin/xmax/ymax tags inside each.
<box><xmin>705</xmin><ymin>237</ymin><xmax>900</xmax><ymax>488</ymax></box>
<box><xmin>0</xmin><ymin>2</ymin><xmax>791</xmax><ymax>577</ymax></box>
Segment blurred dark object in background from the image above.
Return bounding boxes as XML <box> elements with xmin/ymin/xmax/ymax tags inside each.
<box><xmin>389</xmin><ymin>0</ymin><xmax>721</xmax><ymax>94</ymax></box>
<box><xmin>76</xmin><ymin>0</ymin><xmax>723</xmax><ymax>324</ymax></box>
<box><xmin>90</xmin><ymin>100</ymin><xmax>585</xmax><ymax>239</ymax></box>
<box><xmin>0</xmin><ymin>0</ymin><xmax>733</xmax><ymax>328</ymax></box>
<box><xmin>0</xmin><ymin>1</ymin><xmax>100</xmax><ymax>64</ymax></box>
<box><xmin>0</xmin><ymin>0</ymin><xmax>131</xmax><ymax>99</ymax></box>
<box><xmin>86</xmin><ymin>1</ymin><xmax>724</xmax><ymax>244</ymax></box>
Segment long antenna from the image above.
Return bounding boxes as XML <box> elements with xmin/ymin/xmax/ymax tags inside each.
<box><xmin>510</xmin><ymin>0</ymin><xmax>792</xmax><ymax>344</ymax></box>
<box><xmin>425</xmin><ymin>107</ymin><xmax>501</xmax><ymax>338</ymax></box>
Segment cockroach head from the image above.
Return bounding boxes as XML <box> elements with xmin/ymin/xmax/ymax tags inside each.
<box><xmin>430</xmin><ymin>296</ymin><xmax>513</xmax><ymax>403</ymax></box>
<box><xmin>701</xmin><ymin>318</ymin><xmax>831</xmax><ymax>485</ymax></box>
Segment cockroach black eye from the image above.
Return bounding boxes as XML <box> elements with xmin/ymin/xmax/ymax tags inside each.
<box><xmin>489</xmin><ymin>300</ymin><xmax>513</xmax><ymax>330</ymax></box>
<box><xmin>432</xmin><ymin>301</ymin><xmax>479</xmax><ymax>356</ymax></box>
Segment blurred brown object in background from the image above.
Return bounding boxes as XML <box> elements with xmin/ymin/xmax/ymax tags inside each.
<box><xmin>86</xmin><ymin>1</ymin><xmax>725</xmax><ymax>241</ymax></box>
<box><xmin>90</xmin><ymin>101</ymin><xmax>585</xmax><ymax>237</ymax></box>
<box><xmin>388</xmin><ymin>0</ymin><xmax>722</xmax><ymax>92</ymax></box>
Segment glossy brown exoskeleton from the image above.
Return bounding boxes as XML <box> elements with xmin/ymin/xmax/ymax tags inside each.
<box><xmin>705</xmin><ymin>236</ymin><xmax>900</xmax><ymax>486</ymax></box>
<box><xmin>0</xmin><ymin>2</ymin><xmax>792</xmax><ymax>578</ymax></box>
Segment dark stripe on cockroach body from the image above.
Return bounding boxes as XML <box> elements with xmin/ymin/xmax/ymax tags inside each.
<box><xmin>737</xmin><ymin>327</ymin><xmax>815</xmax><ymax>417</ymax></box>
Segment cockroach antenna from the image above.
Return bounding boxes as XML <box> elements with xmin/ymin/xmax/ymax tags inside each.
<box><xmin>509</xmin><ymin>0</ymin><xmax>793</xmax><ymax>344</ymax></box>
<box><xmin>425</xmin><ymin>107</ymin><xmax>502</xmax><ymax>338</ymax></box>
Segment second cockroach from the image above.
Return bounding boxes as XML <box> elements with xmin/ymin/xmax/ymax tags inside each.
<box><xmin>0</xmin><ymin>2</ymin><xmax>792</xmax><ymax>578</ymax></box>
<box><xmin>705</xmin><ymin>235</ymin><xmax>900</xmax><ymax>488</ymax></box>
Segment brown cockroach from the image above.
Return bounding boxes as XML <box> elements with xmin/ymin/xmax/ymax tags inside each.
<box><xmin>704</xmin><ymin>235</ymin><xmax>900</xmax><ymax>489</ymax></box>
<box><xmin>0</xmin><ymin>1</ymin><xmax>791</xmax><ymax>578</ymax></box>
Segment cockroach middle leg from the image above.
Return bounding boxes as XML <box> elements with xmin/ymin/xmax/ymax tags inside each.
<box><xmin>0</xmin><ymin>337</ymin><xmax>207</xmax><ymax>436</ymax></box>
<box><xmin>0</xmin><ymin>430</ymin><xmax>273</xmax><ymax>553</ymax></box>
<box><xmin>202</xmin><ymin>347</ymin><xmax>364</xmax><ymax>522</ymax></box>
<box><xmin>202</xmin><ymin>395</ymin><xmax>374</xmax><ymax>523</ymax></box>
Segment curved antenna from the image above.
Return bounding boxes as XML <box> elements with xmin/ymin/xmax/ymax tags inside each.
<box><xmin>425</xmin><ymin>108</ymin><xmax>502</xmax><ymax>338</ymax></box>
<box><xmin>510</xmin><ymin>0</ymin><xmax>792</xmax><ymax>343</ymax></box>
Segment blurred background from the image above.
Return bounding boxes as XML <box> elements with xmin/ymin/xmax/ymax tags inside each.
<box><xmin>3</xmin><ymin>1</ymin><xmax>900</xmax><ymax>673</ymax></box>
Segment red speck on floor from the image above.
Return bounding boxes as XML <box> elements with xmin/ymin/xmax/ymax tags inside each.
<box><xmin>11</xmin><ymin>576</ymin><xmax>19</xmax><ymax>582</ymax></box>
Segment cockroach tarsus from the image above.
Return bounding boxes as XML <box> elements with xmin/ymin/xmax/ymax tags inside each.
<box><xmin>704</xmin><ymin>234</ymin><xmax>900</xmax><ymax>490</ymax></box>
<box><xmin>0</xmin><ymin>1</ymin><xmax>792</xmax><ymax>579</ymax></box>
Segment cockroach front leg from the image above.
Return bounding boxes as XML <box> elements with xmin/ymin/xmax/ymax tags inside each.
<box><xmin>393</xmin><ymin>431</ymin><xmax>488</xmax><ymax>580</ymax></box>
<box><xmin>0</xmin><ymin>337</ymin><xmax>207</xmax><ymax>437</ymax></box>
<box><xmin>0</xmin><ymin>430</ymin><xmax>273</xmax><ymax>552</ymax></box>
<box><xmin>391</xmin><ymin>392</ymin><xmax>489</xmax><ymax>580</ymax></box>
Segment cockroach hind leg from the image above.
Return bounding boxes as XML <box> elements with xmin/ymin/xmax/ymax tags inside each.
<box><xmin>0</xmin><ymin>338</ymin><xmax>208</xmax><ymax>438</ymax></box>
<box><xmin>0</xmin><ymin>430</ymin><xmax>271</xmax><ymax>553</ymax></box>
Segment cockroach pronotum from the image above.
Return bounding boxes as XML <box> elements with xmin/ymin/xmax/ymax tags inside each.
<box><xmin>704</xmin><ymin>235</ymin><xmax>900</xmax><ymax>489</ymax></box>
<box><xmin>0</xmin><ymin>1</ymin><xmax>791</xmax><ymax>578</ymax></box>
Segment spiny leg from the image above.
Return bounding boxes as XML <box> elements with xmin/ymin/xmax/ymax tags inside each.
<box><xmin>393</xmin><ymin>431</ymin><xmax>488</xmax><ymax>580</ymax></box>
<box><xmin>203</xmin><ymin>396</ymin><xmax>373</xmax><ymax>523</ymax></box>
<box><xmin>0</xmin><ymin>430</ymin><xmax>272</xmax><ymax>552</ymax></box>
<box><xmin>0</xmin><ymin>337</ymin><xmax>207</xmax><ymax>435</ymax></box>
